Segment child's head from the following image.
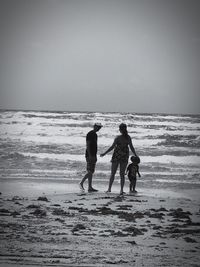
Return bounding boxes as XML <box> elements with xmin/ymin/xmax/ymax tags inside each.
<box><xmin>130</xmin><ymin>156</ymin><xmax>140</xmax><ymax>164</ymax></box>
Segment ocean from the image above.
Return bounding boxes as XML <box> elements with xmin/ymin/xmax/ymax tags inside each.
<box><xmin>0</xmin><ymin>110</ymin><xmax>200</xmax><ymax>190</ymax></box>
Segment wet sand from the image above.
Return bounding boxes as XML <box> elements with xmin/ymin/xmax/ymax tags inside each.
<box><xmin>0</xmin><ymin>179</ymin><xmax>200</xmax><ymax>267</ymax></box>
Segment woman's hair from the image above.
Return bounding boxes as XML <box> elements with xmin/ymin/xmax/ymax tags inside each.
<box><xmin>119</xmin><ymin>123</ymin><xmax>128</xmax><ymax>138</ymax></box>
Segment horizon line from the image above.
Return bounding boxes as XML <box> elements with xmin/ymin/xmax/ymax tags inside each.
<box><xmin>0</xmin><ymin>108</ymin><xmax>199</xmax><ymax>117</ymax></box>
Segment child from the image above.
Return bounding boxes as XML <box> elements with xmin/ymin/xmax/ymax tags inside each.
<box><xmin>126</xmin><ymin>156</ymin><xmax>141</xmax><ymax>193</ymax></box>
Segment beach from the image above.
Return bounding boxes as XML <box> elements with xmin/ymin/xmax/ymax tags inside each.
<box><xmin>0</xmin><ymin>110</ymin><xmax>200</xmax><ymax>266</ymax></box>
<box><xmin>0</xmin><ymin>178</ymin><xmax>200</xmax><ymax>267</ymax></box>
<box><xmin>1</xmin><ymin>0</ymin><xmax>200</xmax><ymax>263</ymax></box>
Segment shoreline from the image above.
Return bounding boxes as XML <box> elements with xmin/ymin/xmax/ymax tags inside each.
<box><xmin>0</xmin><ymin>177</ymin><xmax>200</xmax><ymax>201</ymax></box>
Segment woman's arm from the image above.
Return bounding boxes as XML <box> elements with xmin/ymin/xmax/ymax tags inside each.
<box><xmin>137</xmin><ymin>166</ymin><xmax>141</xmax><ymax>177</ymax></box>
<box><xmin>125</xmin><ymin>164</ymin><xmax>130</xmax><ymax>175</ymax></box>
<box><xmin>100</xmin><ymin>138</ymin><xmax>116</xmax><ymax>157</ymax></box>
<box><xmin>128</xmin><ymin>136</ymin><xmax>137</xmax><ymax>157</ymax></box>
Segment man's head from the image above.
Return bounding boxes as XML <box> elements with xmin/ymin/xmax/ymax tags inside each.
<box><xmin>93</xmin><ymin>123</ymin><xmax>103</xmax><ymax>132</ymax></box>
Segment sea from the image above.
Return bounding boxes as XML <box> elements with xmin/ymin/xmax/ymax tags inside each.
<box><xmin>0</xmin><ymin>110</ymin><xmax>200</xmax><ymax>191</ymax></box>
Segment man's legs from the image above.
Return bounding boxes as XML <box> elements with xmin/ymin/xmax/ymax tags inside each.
<box><xmin>88</xmin><ymin>171</ymin><xmax>94</xmax><ymax>191</ymax></box>
<box><xmin>80</xmin><ymin>172</ymin><xmax>91</xmax><ymax>190</ymax></box>
<box><xmin>87</xmin><ymin>161</ymin><xmax>97</xmax><ymax>191</ymax></box>
<box><xmin>80</xmin><ymin>160</ymin><xmax>97</xmax><ymax>192</ymax></box>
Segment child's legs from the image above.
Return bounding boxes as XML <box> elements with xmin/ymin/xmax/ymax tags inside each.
<box><xmin>133</xmin><ymin>177</ymin><xmax>137</xmax><ymax>190</ymax></box>
<box><xmin>128</xmin><ymin>176</ymin><xmax>134</xmax><ymax>191</ymax></box>
<box><xmin>108</xmin><ymin>162</ymin><xmax>119</xmax><ymax>191</ymax></box>
<box><xmin>129</xmin><ymin>183</ymin><xmax>133</xmax><ymax>191</ymax></box>
<box><xmin>119</xmin><ymin>161</ymin><xmax>127</xmax><ymax>193</ymax></box>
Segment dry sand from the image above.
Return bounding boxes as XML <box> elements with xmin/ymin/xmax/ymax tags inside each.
<box><xmin>0</xmin><ymin>179</ymin><xmax>200</xmax><ymax>267</ymax></box>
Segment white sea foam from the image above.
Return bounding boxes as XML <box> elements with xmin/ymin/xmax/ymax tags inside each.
<box><xmin>155</xmin><ymin>179</ymin><xmax>200</xmax><ymax>184</ymax></box>
<box><xmin>22</xmin><ymin>152</ymin><xmax>84</xmax><ymax>161</ymax></box>
<box><xmin>1</xmin><ymin>110</ymin><xmax>199</xmax><ymax>187</ymax></box>
<box><xmin>141</xmin><ymin>155</ymin><xmax>200</xmax><ymax>165</ymax></box>
<box><xmin>20</xmin><ymin>152</ymin><xmax>200</xmax><ymax>168</ymax></box>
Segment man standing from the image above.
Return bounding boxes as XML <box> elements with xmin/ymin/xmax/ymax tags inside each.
<box><xmin>80</xmin><ymin>123</ymin><xmax>103</xmax><ymax>192</ymax></box>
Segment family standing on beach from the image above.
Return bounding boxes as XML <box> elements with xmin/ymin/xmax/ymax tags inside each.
<box><xmin>80</xmin><ymin>123</ymin><xmax>141</xmax><ymax>195</ymax></box>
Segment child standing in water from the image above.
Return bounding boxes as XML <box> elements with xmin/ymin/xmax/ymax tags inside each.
<box><xmin>126</xmin><ymin>156</ymin><xmax>141</xmax><ymax>193</ymax></box>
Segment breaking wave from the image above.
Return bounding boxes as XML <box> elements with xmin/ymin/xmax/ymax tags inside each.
<box><xmin>0</xmin><ymin>110</ymin><xmax>200</xmax><ymax>187</ymax></box>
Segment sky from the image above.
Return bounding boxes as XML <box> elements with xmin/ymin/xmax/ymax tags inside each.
<box><xmin>0</xmin><ymin>0</ymin><xmax>200</xmax><ymax>114</ymax></box>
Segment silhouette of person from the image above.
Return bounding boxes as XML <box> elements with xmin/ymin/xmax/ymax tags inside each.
<box><xmin>80</xmin><ymin>123</ymin><xmax>103</xmax><ymax>192</ymax></box>
<box><xmin>126</xmin><ymin>156</ymin><xmax>141</xmax><ymax>193</ymax></box>
<box><xmin>100</xmin><ymin>123</ymin><xmax>138</xmax><ymax>195</ymax></box>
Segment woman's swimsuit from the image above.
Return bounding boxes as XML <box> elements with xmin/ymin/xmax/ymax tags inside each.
<box><xmin>111</xmin><ymin>135</ymin><xmax>129</xmax><ymax>163</ymax></box>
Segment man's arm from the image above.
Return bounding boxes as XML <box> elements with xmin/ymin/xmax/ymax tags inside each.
<box><xmin>86</xmin><ymin>140</ymin><xmax>97</xmax><ymax>162</ymax></box>
<box><xmin>86</xmin><ymin>140</ymin><xmax>92</xmax><ymax>157</ymax></box>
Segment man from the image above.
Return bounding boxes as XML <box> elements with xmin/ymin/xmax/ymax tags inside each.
<box><xmin>80</xmin><ymin>123</ymin><xmax>103</xmax><ymax>192</ymax></box>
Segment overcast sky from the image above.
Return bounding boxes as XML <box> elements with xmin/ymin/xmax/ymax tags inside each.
<box><xmin>0</xmin><ymin>0</ymin><xmax>200</xmax><ymax>114</ymax></box>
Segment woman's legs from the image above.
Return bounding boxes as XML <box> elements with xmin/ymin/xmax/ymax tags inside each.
<box><xmin>119</xmin><ymin>162</ymin><xmax>128</xmax><ymax>194</ymax></box>
<box><xmin>107</xmin><ymin>162</ymin><xmax>119</xmax><ymax>192</ymax></box>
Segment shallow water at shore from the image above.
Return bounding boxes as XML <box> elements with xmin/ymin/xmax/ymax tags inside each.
<box><xmin>0</xmin><ymin>110</ymin><xmax>200</xmax><ymax>187</ymax></box>
<box><xmin>0</xmin><ymin>178</ymin><xmax>199</xmax><ymax>202</ymax></box>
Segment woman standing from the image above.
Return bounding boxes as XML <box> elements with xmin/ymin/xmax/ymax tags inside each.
<box><xmin>100</xmin><ymin>123</ymin><xmax>138</xmax><ymax>195</ymax></box>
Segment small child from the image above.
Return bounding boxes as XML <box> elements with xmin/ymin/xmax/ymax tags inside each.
<box><xmin>126</xmin><ymin>156</ymin><xmax>141</xmax><ymax>193</ymax></box>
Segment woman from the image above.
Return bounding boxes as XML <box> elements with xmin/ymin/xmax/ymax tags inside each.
<box><xmin>100</xmin><ymin>123</ymin><xmax>138</xmax><ymax>195</ymax></box>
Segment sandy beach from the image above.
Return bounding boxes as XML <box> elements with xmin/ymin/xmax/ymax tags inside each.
<box><xmin>0</xmin><ymin>179</ymin><xmax>200</xmax><ymax>267</ymax></box>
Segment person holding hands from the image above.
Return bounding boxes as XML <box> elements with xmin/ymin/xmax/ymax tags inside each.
<box><xmin>100</xmin><ymin>123</ymin><xmax>138</xmax><ymax>195</ymax></box>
